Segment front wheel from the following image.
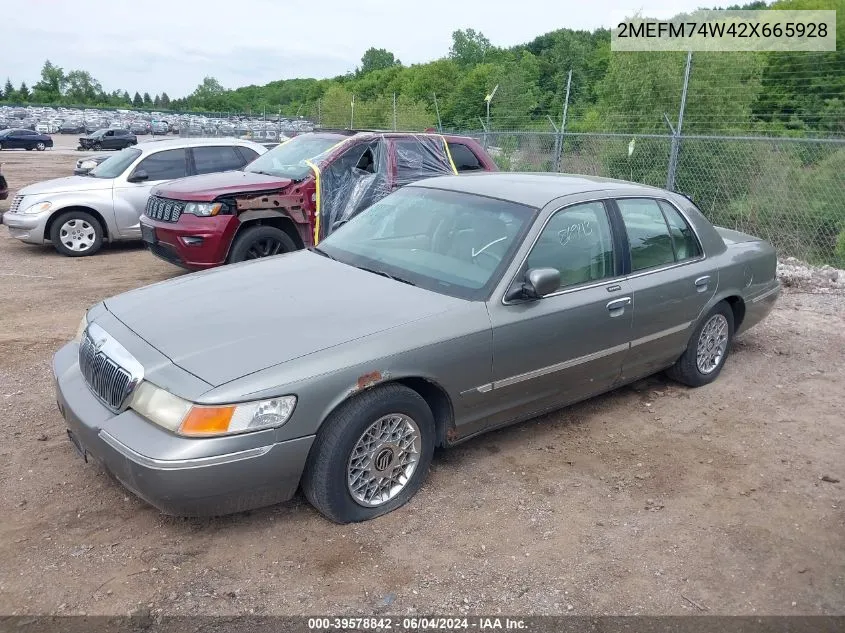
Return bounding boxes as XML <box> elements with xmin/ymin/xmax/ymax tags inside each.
<box><xmin>93</xmin><ymin>142</ymin><xmax>102</xmax><ymax>151</ymax></box>
<box><xmin>228</xmin><ymin>225</ymin><xmax>296</xmax><ymax>264</ymax></box>
<box><xmin>36</xmin><ymin>142</ymin><xmax>46</xmax><ymax>151</ymax></box>
<box><xmin>666</xmin><ymin>302</ymin><xmax>734</xmax><ymax>387</ymax></box>
<box><xmin>50</xmin><ymin>211</ymin><xmax>104</xmax><ymax>257</ymax></box>
<box><xmin>302</xmin><ymin>384</ymin><xmax>435</xmax><ymax>523</ymax></box>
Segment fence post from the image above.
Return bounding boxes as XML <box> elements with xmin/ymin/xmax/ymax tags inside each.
<box><xmin>667</xmin><ymin>51</ymin><xmax>692</xmax><ymax>191</ymax></box>
<box><xmin>350</xmin><ymin>93</ymin><xmax>355</xmax><ymax>129</ymax></box>
<box><xmin>433</xmin><ymin>93</ymin><xmax>443</xmax><ymax>132</ymax></box>
<box><xmin>393</xmin><ymin>92</ymin><xmax>397</xmax><ymax>131</ymax></box>
<box><xmin>554</xmin><ymin>69</ymin><xmax>572</xmax><ymax>172</ymax></box>
<box><xmin>317</xmin><ymin>99</ymin><xmax>321</xmax><ymax>128</ymax></box>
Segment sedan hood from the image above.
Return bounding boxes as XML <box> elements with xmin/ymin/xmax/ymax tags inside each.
<box><xmin>153</xmin><ymin>171</ymin><xmax>293</xmax><ymax>202</ymax></box>
<box><xmin>19</xmin><ymin>175</ymin><xmax>112</xmax><ymax>196</ymax></box>
<box><xmin>103</xmin><ymin>251</ymin><xmax>461</xmax><ymax>386</ymax></box>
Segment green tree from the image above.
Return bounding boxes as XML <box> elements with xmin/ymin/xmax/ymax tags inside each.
<box><xmin>132</xmin><ymin>91</ymin><xmax>143</xmax><ymax>108</ymax></box>
<box><xmin>359</xmin><ymin>48</ymin><xmax>401</xmax><ymax>75</ymax></box>
<box><xmin>3</xmin><ymin>79</ymin><xmax>13</xmax><ymax>101</ymax></box>
<box><xmin>153</xmin><ymin>94</ymin><xmax>161</xmax><ymax>108</ymax></box>
<box><xmin>449</xmin><ymin>29</ymin><xmax>492</xmax><ymax>66</ymax></box>
<box><xmin>32</xmin><ymin>60</ymin><xmax>66</xmax><ymax>102</ymax></box>
<box><xmin>160</xmin><ymin>92</ymin><xmax>171</xmax><ymax>109</ymax></box>
<box><xmin>65</xmin><ymin>70</ymin><xmax>103</xmax><ymax>104</ymax></box>
<box><xmin>143</xmin><ymin>92</ymin><xmax>152</xmax><ymax>106</ymax></box>
<box><xmin>122</xmin><ymin>90</ymin><xmax>131</xmax><ymax>104</ymax></box>
<box><xmin>18</xmin><ymin>81</ymin><xmax>30</xmax><ymax>101</ymax></box>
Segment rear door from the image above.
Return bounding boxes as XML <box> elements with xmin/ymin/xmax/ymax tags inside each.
<box><xmin>112</xmin><ymin>148</ymin><xmax>189</xmax><ymax>237</ymax></box>
<box><xmin>613</xmin><ymin>197</ymin><xmax>716</xmax><ymax>381</ymax></box>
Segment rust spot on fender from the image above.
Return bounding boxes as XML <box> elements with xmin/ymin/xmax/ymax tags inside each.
<box><xmin>446</xmin><ymin>427</ymin><xmax>459</xmax><ymax>442</ymax></box>
<box><xmin>356</xmin><ymin>371</ymin><xmax>384</xmax><ymax>391</ymax></box>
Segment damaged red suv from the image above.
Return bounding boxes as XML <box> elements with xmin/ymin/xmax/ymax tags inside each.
<box><xmin>140</xmin><ymin>130</ymin><xmax>497</xmax><ymax>270</ymax></box>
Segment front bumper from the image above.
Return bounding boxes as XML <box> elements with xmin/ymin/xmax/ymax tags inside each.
<box><xmin>53</xmin><ymin>342</ymin><xmax>314</xmax><ymax>517</ymax></box>
<box><xmin>141</xmin><ymin>214</ymin><xmax>239</xmax><ymax>270</ymax></box>
<box><xmin>2</xmin><ymin>210</ymin><xmax>51</xmax><ymax>244</ymax></box>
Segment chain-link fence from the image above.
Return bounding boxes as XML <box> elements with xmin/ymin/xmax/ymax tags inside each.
<box><xmin>455</xmin><ymin>131</ymin><xmax>844</xmax><ymax>266</ymax></box>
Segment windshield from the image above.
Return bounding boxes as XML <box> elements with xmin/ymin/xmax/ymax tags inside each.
<box><xmin>318</xmin><ymin>187</ymin><xmax>536</xmax><ymax>300</ymax></box>
<box><xmin>0</xmin><ymin>129</ymin><xmax>15</xmax><ymax>138</ymax></box>
<box><xmin>89</xmin><ymin>147</ymin><xmax>142</xmax><ymax>179</ymax></box>
<box><xmin>244</xmin><ymin>134</ymin><xmax>343</xmax><ymax>179</ymax></box>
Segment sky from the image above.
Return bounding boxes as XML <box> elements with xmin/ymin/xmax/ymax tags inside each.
<box><xmin>1</xmin><ymin>0</ymin><xmax>734</xmax><ymax>98</ymax></box>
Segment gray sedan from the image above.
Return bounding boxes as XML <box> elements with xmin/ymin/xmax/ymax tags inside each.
<box><xmin>53</xmin><ymin>173</ymin><xmax>780</xmax><ymax>523</ymax></box>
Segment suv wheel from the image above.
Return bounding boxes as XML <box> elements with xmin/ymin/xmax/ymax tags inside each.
<box><xmin>228</xmin><ymin>225</ymin><xmax>296</xmax><ymax>264</ymax></box>
<box><xmin>302</xmin><ymin>384</ymin><xmax>435</xmax><ymax>523</ymax></box>
<box><xmin>50</xmin><ymin>211</ymin><xmax>104</xmax><ymax>257</ymax></box>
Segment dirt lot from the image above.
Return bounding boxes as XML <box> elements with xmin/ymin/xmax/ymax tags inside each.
<box><xmin>0</xmin><ymin>150</ymin><xmax>843</xmax><ymax>617</ymax></box>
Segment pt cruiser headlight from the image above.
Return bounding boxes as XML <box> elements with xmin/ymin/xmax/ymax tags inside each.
<box><xmin>129</xmin><ymin>382</ymin><xmax>296</xmax><ymax>437</ymax></box>
<box><xmin>184</xmin><ymin>202</ymin><xmax>223</xmax><ymax>217</ymax></box>
<box><xmin>22</xmin><ymin>201</ymin><xmax>52</xmax><ymax>215</ymax></box>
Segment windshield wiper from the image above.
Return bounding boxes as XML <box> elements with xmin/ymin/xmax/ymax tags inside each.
<box><xmin>356</xmin><ymin>265</ymin><xmax>416</xmax><ymax>287</ymax></box>
<box><xmin>308</xmin><ymin>246</ymin><xmax>336</xmax><ymax>260</ymax></box>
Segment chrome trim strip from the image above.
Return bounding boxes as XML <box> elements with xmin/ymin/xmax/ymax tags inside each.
<box><xmin>471</xmin><ymin>320</ymin><xmax>695</xmax><ymax>393</ymax></box>
<box><xmin>491</xmin><ymin>343</ymin><xmax>629</xmax><ymax>391</ymax></box>
<box><xmin>750</xmin><ymin>284</ymin><xmax>780</xmax><ymax>304</ymax></box>
<box><xmin>631</xmin><ymin>321</ymin><xmax>693</xmax><ymax>348</ymax></box>
<box><xmin>98</xmin><ymin>430</ymin><xmax>272</xmax><ymax>470</ymax></box>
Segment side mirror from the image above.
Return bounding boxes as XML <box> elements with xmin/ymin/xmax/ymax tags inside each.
<box><xmin>127</xmin><ymin>169</ymin><xmax>149</xmax><ymax>183</ymax></box>
<box><xmin>506</xmin><ymin>267</ymin><xmax>561</xmax><ymax>301</ymax></box>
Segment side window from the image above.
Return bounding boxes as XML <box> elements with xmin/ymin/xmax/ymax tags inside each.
<box><xmin>134</xmin><ymin>149</ymin><xmax>188</xmax><ymax>181</ymax></box>
<box><xmin>105</xmin><ymin>130</ymin><xmax>114</xmax><ymax>137</ymax></box>
<box><xmin>236</xmin><ymin>146</ymin><xmax>259</xmax><ymax>164</ymax></box>
<box><xmin>192</xmin><ymin>146</ymin><xmax>246</xmax><ymax>175</ymax></box>
<box><xmin>617</xmin><ymin>199</ymin><xmax>676</xmax><ymax>271</ymax></box>
<box><xmin>447</xmin><ymin>142</ymin><xmax>483</xmax><ymax>172</ymax></box>
<box><xmin>526</xmin><ymin>201</ymin><xmax>615</xmax><ymax>291</ymax></box>
<box><xmin>658</xmin><ymin>201</ymin><xmax>702</xmax><ymax>260</ymax></box>
<box><xmin>394</xmin><ymin>139</ymin><xmax>451</xmax><ymax>183</ymax></box>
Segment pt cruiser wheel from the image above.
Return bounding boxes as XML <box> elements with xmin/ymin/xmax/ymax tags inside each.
<box><xmin>50</xmin><ymin>210</ymin><xmax>104</xmax><ymax>257</ymax></box>
<box><xmin>303</xmin><ymin>384</ymin><xmax>435</xmax><ymax>523</ymax></box>
<box><xmin>667</xmin><ymin>302</ymin><xmax>735</xmax><ymax>387</ymax></box>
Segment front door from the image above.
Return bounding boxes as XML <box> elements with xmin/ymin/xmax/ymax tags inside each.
<box><xmin>480</xmin><ymin>200</ymin><xmax>633</xmax><ymax>433</ymax></box>
<box><xmin>112</xmin><ymin>148</ymin><xmax>189</xmax><ymax>238</ymax></box>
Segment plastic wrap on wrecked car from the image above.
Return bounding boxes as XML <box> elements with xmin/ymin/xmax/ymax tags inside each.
<box><xmin>312</xmin><ymin>134</ymin><xmax>457</xmax><ymax>242</ymax></box>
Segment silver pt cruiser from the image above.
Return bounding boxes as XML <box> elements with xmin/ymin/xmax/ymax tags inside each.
<box><xmin>53</xmin><ymin>173</ymin><xmax>780</xmax><ymax>523</ymax></box>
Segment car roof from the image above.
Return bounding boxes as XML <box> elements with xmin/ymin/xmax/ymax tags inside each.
<box><xmin>409</xmin><ymin>172</ymin><xmax>667</xmax><ymax>208</ymax></box>
<box><xmin>134</xmin><ymin>137</ymin><xmax>266</xmax><ymax>153</ymax></box>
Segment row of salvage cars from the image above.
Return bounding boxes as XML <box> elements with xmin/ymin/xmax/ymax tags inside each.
<box><xmin>6</xmin><ymin>132</ymin><xmax>782</xmax><ymax>523</ymax></box>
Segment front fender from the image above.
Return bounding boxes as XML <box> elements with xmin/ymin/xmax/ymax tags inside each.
<box><xmin>43</xmin><ymin>191</ymin><xmax>116</xmax><ymax>240</ymax></box>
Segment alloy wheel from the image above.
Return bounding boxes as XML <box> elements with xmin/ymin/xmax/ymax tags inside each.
<box><xmin>696</xmin><ymin>313</ymin><xmax>729</xmax><ymax>374</ymax></box>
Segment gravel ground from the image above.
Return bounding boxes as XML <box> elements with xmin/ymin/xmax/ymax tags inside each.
<box><xmin>0</xmin><ymin>151</ymin><xmax>843</xmax><ymax>617</ymax></box>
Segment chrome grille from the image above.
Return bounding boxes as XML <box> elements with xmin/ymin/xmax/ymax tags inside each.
<box><xmin>9</xmin><ymin>195</ymin><xmax>23</xmax><ymax>214</ymax></box>
<box><xmin>78</xmin><ymin>330</ymin><xmax>134</xmax><ymax>411</ymax></box>
<box><xmin>145</xmin><ymin>196</ymin><xmax>185</xmax><ymax>223</ymax></box>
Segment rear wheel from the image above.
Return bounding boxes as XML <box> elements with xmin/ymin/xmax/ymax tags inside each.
<box><xmin>667</xmin><ymin>302</ymin><xmax>734</xmax><ymax>387</ymax></box>
<box><xmin>228</xmin><ymin>225</ymin><xmax>296</xmax><ymax>264</ymax></box>
<box><xmin>50</xmin><ymin>211</ymin><xmax>104</xmax><ymax>257</ymax></box>
<box><xmin>302</xmin><ymin>384</ymin><xmax>435</xmax><ymax>523</ymax></box>
<box><xmin>36</xmin><ymin>141</ymin><xmax>46</xmax><ymax>151</ymax></box>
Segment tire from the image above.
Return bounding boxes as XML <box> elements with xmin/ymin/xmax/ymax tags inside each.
<box><xmin>50</xmin><ymin>210</ymin><xmax>104</xmax><ymax>257</ymax></box>
<box><xmin>36</xmin><ymin>142</ymin><xmax>46</xmax><ymax>151</ymax></box>
<box><xmin>302</xmin><ymin>384</ymin><xmax>436</xmax><ymax>523</ymax></box>
<box><xmin>228</xmin><ymin>225</ymin><xmax>296</xmax><ymax>264</ymax></box>
<box><xmin>93</xmin><ymin>142</ymin><xmax>102</xmax><ymax>151</ymax></box>
<box><xmin>666</xmin><ymin>302</ymin><xmax>735</xmax><ymax>387</ymax></box>
<box><xmin>26</xmin><ymin>146</ymin><xmax>33</xmax><ymax>151</ymax></box>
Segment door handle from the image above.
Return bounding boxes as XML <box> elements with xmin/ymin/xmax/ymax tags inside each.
<box><xmin>606</xmin><ymin>297</ymin><xmax>632</xmax><ymax>316</ymax></box>
<box><xmin>695</xmin><ymin>275</ymin><xmax>711</xmax><ymax>292</ymax></box>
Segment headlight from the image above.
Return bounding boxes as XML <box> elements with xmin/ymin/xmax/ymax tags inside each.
<box><xmin>184</xmin><ymin>202</ymin><xmax>223</xmax><ymax>217</ymax></box>
<box><xmin>73</xmin><ymin>313</ymin><xmax>88</xmax><ymax>342</ymax></box>
<box><xmin>129</xmin><ymin>382</ymin><xmax>296</xmax><ymax>437</ymax></box>
<box><xmin>80</xmin><ymin>160</ymin><xmax>96</xmax><ymax>169</ymax></box>
<box><xmin>22</xmin><ymin>201</ymin><xmax>52</xmax><ymax>215</ymax></box>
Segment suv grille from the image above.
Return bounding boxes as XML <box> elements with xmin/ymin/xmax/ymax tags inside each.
<box><xmin>9</xmin><ymin>195</ymin><xmax>23</xmax><ymax>214</ymax></box>
<box><xmin>145</xmin><ymin>196</ymin><xmax>185</xmax><ymax>223</ymax></box>
<box><xmin>78</xmin><ymin>330</ymin><xmax>134</xmax><ymax>411</ymax></box>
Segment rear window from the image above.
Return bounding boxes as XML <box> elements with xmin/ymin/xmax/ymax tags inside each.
<box><xmin>447</xmin><ymin>142</ymin><xmax>483</xmax><ymax>172</ymax></box>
